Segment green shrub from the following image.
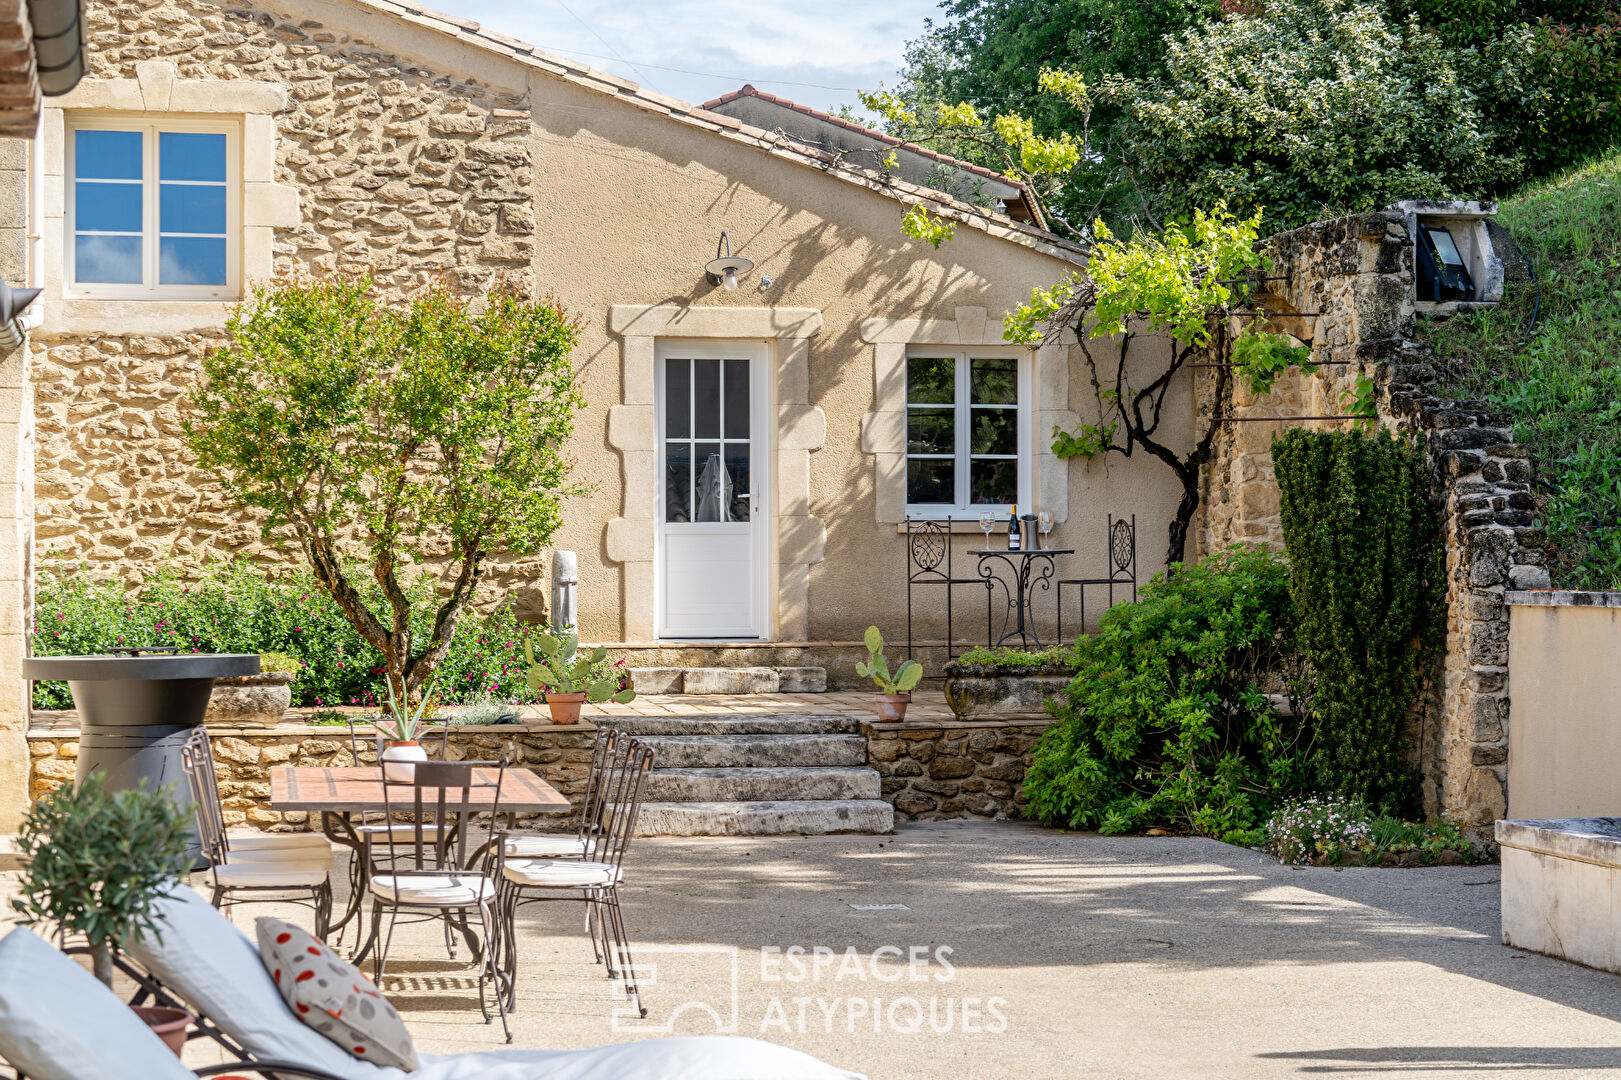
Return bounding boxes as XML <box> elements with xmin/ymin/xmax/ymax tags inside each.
<box><xmin>1273</xmin><ymin>429</ymin><xmax>1445</xmax><ymax>813</ymax></box>
<box><xmin>1023</xmin><ymin>545</ymin><xmax>1303</xmax><ymax>838</ymax></box>
<box><xmin>951</xmin><ymin>644</ymin><xmax>1079</xmax><ymax>670</ymax></box>
<box><xmin>31</xmin><ymin>559</ymin><xmax>539</xmax><ymax>710</ymax></box>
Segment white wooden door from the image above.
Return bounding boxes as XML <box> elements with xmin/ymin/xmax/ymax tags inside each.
<box><xmin>656</xmin><ymin>342</ymin><xmax>771</xmax><ymax>639</ymax></box>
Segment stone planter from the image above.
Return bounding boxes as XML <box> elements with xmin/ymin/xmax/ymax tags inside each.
<box><xmin>942</xmin><ymin>663</ymin><xmax>1074</xmax><ymax>720</ymax></box>
<box><xmin>204</xmin><ymin>672</ymin><xmax>295</xmax><ymax>727</ymax></box>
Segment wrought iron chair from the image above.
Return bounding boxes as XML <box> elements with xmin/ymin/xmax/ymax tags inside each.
<box><xmin>180</xmin><ymin>726</ymin><xmax>333</xmax><ymax>860</ymax></box>
<box><xmin>179</xmin><ymin>735</ymin><xmax>333</xmax><ymax>938</ymax></box>
<box><xmin>1056</xmin><ymin>514</ymin><xmax>1138</xmax><ymax>643</ymax></box>
<box><xmin>904</xmin><ymin>516</ymin><xmax>993</xmax><ymax>663</ymax></box>
<box><xmin>494</xmin><ymin>734</ymin><xmax>655</xmax><ymax>1018</ymax></box>
<box><xmin>501</xmin><ymin>724</ymin><xmax>616</xmax><ymax>861</ymax></box>
<box><xmin>364</xmin><ymin>757</ymin><xmax>511</xmax><ymax>1041</ymax></box>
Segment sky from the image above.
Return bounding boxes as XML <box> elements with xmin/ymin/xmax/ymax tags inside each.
<box><xmin>426</xmin><ymin>0</ymin><xmax>944</xmax><ymax>116</ymax></box>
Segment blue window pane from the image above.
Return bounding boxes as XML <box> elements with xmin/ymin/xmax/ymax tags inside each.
<box><xmin>75</xmin><ymin>181</ymin><xmax>142</xmax><ymax>233</ymax></box>
<box><xmin>160</xmin><ymin>236</ymin><xmax>226</xmax><ymax>286</ymax></box>
<box><xmin>160</xmin><ymin>183</ymin><xmax>225</xmax><ymax>235</ymax></box>
<box><xmin>159</xmin><ymin>133</ymin><xmax>226</xmax><ymax>182</ymax></box>
<box><xmin>74</xmin><ymin>130</ymin><xmax>142</xmax><ymax>181</ymax></box>
<box><xmin>75</xmin><ymin>235</ymin><xmax>142</xmax><ymax>284</ymax></box>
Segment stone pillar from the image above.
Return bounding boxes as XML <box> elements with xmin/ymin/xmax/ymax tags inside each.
<box><xmin>0</xmin><ymin>134</ymin><xmax>32</xmax><ymax>828</ymax></box>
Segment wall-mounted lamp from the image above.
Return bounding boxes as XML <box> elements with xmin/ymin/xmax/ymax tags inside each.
<box><xmin>704</xmin><ymin>230</ymin><xmax>755</xmax><ymax>292</ymax></box>
<box><xmin>0</xmin><ymin>280</ymin><xmax>42</xmax><ymax>351</ymax></box>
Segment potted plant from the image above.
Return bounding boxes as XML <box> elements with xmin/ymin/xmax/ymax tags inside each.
<box><xmin>942</xmin><ymin>645</ymin><xmax>1079</xmax><ymax>720</ymax></box>
<box><xmin>9</xmin><ymin>772</ymin><xmax>194</xmax><ymax>1054</ymax></box>
<box><xmin>856</xmin><ymin>626</ymin><xmax>923</xmax><ymax>721</ymax></box>
<box><xmin>205</xmin><ymin>651</ymin><xmax>301</xmax><ymax>727</ymax></box>
<box><xmin>524</xmin><ymin>629</ymin><xmax>635</xmax><ymax>724</ymax></box>
<box><xmin>375</xmin><ymin>676</ymin><xmax>440</xmax><ymax>782</ymax></box>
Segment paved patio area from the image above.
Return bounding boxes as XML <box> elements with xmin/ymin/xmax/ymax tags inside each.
<box><xmin>9</xmin><ymin>821</ymin><xmax>1621</xmax><ymax>1079</ymax></box>
<box><xmin>581</xmin><ymin>689</ymin><xmax>957</xmax><ymax>721</ymax></box>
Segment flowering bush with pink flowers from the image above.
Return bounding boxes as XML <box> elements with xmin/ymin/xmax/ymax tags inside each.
<box><xmin>32</xmin><ymin>558</ymin><xmax>542</xmax><ymax>710</ymax></box>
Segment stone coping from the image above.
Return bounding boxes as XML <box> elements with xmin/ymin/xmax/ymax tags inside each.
<box><xmin>1505</xmin><ymin>590</ymin><xmax>1621</xmax><ymax>608</ymax></box>
<box><xmin>862</xmin><ymin>717</ymin><xmax>1053</xmax><ymax>730</ymax></box>
<box><xmin>1496</xmin><ymin>818</ymin><xmax>1621</xmax><ymax>868</ymax></box>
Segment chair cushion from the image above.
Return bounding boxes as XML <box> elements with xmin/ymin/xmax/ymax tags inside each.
<box><xmin>502</xmin><ymin>859</ymin><xmax>620</xmax><ymax>889</ymax></box>
<box><xmin>215</xmin><ymin>858</ymin><xmax>331</xmax><ymax>888</ymax></box>
<box><xmin>368</xmin><ymin>872</ymin><xmax>495</xmax><ymax>905</ymax></box>
<box><xmin>409</xmin><ymin>1037</ymin><xmax>866</xmax><ymax>1080</ymax></box>
<box><xmin>502</xmin><ymin>834</ymin><xmax>587</xmax><ymax>858</ymax></box>
<box><xmin>0</xmin><ymin>927</ymin><xmax>196</xmax><ymax>1080</ymax></box>
<box><xmin>258</xmin><ymin>917</ymin><xmax>420</xmax><ymax>1073</ymax></box>
<box><xmin>232</xmin><ymin>831</ymin><xmax>335</xmax><ymax>857</ymax></box>
<box><xmin>128</xmin><ymin>881</ymin><xmax>407</xmax><ymax>1080</ymax></box>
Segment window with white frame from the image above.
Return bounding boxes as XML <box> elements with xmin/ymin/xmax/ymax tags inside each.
<box><xmin>905</xmin><ymin>349</ymin><xmax>1029</xmax><ymax>515</ymax></box>
<box><xmin>66</xmin><ymin>116</ymin><xmax>240</xmax><ymax>299</ymax></box>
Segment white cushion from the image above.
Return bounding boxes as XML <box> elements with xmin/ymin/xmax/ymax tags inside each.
<box><xmin>258</xmin><ymin>917</ymin><xmax>419</xmax><ymax>1072</ymax></box>
<box><xmin>214</xmin><ymin>857</ymin><xmax>331</xmax><ymax>888</ymax></box>
<box><xmin>410</xmin><ymin>1037</ymin><xmax>867</xmax><ymax>1080</ymax></box>
<box><xmin>0</xmin><ymin>927</ymin><xmax>196</xmax><ymax>1080</ymax></box>
<box><xmin>232</xmin><ymin>831</ymin><xmax>334</xmax><ymax>856</ymax></box>
<box><xmin>128</xmin><ymin>881</ymin><xmax>407</xmax><ymax>1080</ymax></box>
<box><xmin>369</xmin><ymin>872</ymin><xmax>495</xmax><ymax>905</ymax></box>
<box><xmin>502</xmin><ymin>859</ymin><xmax>620</xmax><ymax>889</ymax></box>
<box><xmin>503</xmin><ymin>834</ymin><xmax>587</xmax><ymax>858</ymax></box>
<box><xmin>358</xmin><ymin>823</ymin><xmax>447</xmax><ymax>837</ymax></box>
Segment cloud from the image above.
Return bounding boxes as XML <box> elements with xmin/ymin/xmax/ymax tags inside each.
<box><xmin>428</xmin><ymin>0</ymin><xmax>939</xmax><ymax>112</ymax></box>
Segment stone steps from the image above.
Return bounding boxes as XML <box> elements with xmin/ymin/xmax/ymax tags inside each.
<box><xmin>629</xmin><ymin>666</ymin><xmax>827</xmax><ymax>694</ymax></box>
<box><xmin>635</xmin><ymin>733</ymin><xmax>867</xmax><ymax>769</ymax></box>
<box><xmin>612</xmin><ymin>712</ymin><xmax>890</xmax><ymax>837</ymax></box>
<box><xmin>635</xmin><ymin>799</ymin><xmax>894</xmax><ymax>837</ymax></box>
<box><xmin>643</xmin><ymin>765</ymin><xmax>880</xmax><ymax>803</ymax></box>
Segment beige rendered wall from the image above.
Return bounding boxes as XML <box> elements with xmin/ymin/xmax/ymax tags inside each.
<box><xmin>1506</xmin><ymin>598</ymin><xmax>1621</xmax><ymax>819</ymax></box>
<box><xmin>0</xmin><ymin>135</ymin><xmax>32</xmax><ymax>828</ymax></box>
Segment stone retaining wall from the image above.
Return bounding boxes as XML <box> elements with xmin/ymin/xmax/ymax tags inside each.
<box><xmin>861</xmin><ymin>719</ymin><xmax>1052</xmax><ymax>822</ymax></box>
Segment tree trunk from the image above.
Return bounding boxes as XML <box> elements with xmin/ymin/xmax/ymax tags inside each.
<box><xmin>91</xmin><ymin>938</ymin><xmax>113</xmax><ymax>989</ymax></box>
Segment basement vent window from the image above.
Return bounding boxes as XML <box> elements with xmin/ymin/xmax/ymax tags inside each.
<box><xmin>1417</xmin><ymin>224</ymin><xmax>1475</xmax><ymax>303</ymax></box>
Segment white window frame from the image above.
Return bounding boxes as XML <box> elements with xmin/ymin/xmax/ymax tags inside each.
<box><xmin>903</xmin><ymin>346</ymin><xmax>1032</xmax><ymax>518</ymax></box>
<box><xmin>64</xmin><ymin>113</ymin><xmax>242</xmax><ymax>301</ymax></box>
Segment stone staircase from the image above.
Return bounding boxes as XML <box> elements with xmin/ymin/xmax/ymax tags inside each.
<box><xmin>603</xmin><ymin>715</ymin><xmax>893</xmax><ymax>836</ymax></box>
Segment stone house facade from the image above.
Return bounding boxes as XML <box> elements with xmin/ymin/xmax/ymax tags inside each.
<box><xmin>0</xmin><ymin>0</ymin><xmax>1196</xmax><ymax>826</ymax></box>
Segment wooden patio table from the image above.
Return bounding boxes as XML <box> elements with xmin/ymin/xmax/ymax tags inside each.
<box><xmin>269</xmin><ymin>765</ymin><xmax>571</xmax><ymax>960</ymax></box>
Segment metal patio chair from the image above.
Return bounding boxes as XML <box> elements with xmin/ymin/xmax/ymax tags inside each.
<box><xmin>179</xmin><ymin>735</ymin><xmax>333</xmax><ymax>938</ymax></box>
<box><xmin>494</xmin><ymin>735</ymin><xmax>655</xmax><ymax>1017</ymax></box>
<box><xmin>364</xmin><ymin>757</ymin><xmax>511</xmax><ymax>1042</ymax></box>
<box><xmin>904</xmin><ymin>516</ymin><xmax>993</xmax><ymax>663</ymax></box>
<box><xmin>1057</xmin><ymin>513</ymin><xmax>1138</xmax><ymax>643</ymax></box>
<box><xmin>501</xmin><ymin>724</ymin><xmax>618</xmax><ymax>862</ymax></box>
<box><xmin>180</xmin><ymin>726</ymin><xmax>333</xmax><ymax>861</ymax></box>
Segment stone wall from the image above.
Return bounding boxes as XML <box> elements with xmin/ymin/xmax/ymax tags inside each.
<box><xmin>33</xmin><ymin>0</ymin><xmax>543</xmax><ymax>601</ymax></box>
<box><xmin>862</xmin><ymin>719</ymin><xmax>1051</xmax><ymax>822</ymax></box>
<box><xmin>1194</xmin><ymin>208</ymin><xmax>1546</xmax><ymax>842</ymax></box>
<box><xmin>28</xmin><ymin>722</ymin><xmax>597</xmax><ymax>828</ymax></box>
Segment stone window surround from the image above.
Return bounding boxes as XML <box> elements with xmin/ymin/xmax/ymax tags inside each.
<box><xmin>859</xmin><ymin>307</ymin><xmax>1072</xmax><ymax>525</ymax></box>
<box><xmin>38</xmin><ymin>61</ymin><xmax>300</xmax><ymax>336</ymax></box>
<box><xmin>604</xmin><ymin>304</ymin><xmax>826</xmax><ymax>642</ymax></box>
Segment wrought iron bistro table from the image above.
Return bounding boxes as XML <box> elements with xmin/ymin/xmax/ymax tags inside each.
<box><xmin>972</xmin><ymin>547</ymin><xmax>1074</xmax><ymax>647</ymax></box>
<box><xmin>270</xmin><ymin>765</ymin><xmax>570</xmax><ymax>960</ymax></box>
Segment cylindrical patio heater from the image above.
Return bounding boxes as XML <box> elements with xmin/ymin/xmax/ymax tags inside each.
<box><xmin>22</xmin><ymin>648</ymin><xmax>260</xmax><ymax>863</ymax></box>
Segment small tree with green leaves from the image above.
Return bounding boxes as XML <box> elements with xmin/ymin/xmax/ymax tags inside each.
<box><xmin>185</xmin><ymin>275</ymin><xmax>586</xmax><ymax>704</ymax></box>
<box><xmin>11</xmin><ymin>773</ymin><xmax>192</xmax><ymax>988</ymax></box>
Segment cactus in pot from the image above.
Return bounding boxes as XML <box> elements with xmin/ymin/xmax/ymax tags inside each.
<box><xmin>524</xmin><ymin>629</ymin><xmax>635</xmax><ymax>724</ymax></box>
<box><xmin>856</xmin><ymin>625</ymin><xmax>922</xmax><ymax>721</ymax></box>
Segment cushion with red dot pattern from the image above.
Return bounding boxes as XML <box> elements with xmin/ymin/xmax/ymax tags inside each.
<box><xmin>256</xmin><ymin>917</ymin><xmax>419</xmax><ymax>1072</ymax></box>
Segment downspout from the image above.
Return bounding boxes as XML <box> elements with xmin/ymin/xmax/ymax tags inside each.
<box><xmin>27</xmin><ymin>0</ymin><xmax>85</xmax><ymax>97</ymax></box>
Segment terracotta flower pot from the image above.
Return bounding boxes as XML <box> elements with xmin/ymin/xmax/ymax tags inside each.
<box><xmin>131</xmin><ymin>1004</ymin><xmax>191</xmax><ymax>1056</ymax></box>
<box><xmin>546</xmin><ymin>692</ymin><xmax>588</xmax><ymax>725</ymax></box>
<box><xmin>874</xmin><ymin>692</ymin><xmax>911</xmax><ymax>722</ymax></box>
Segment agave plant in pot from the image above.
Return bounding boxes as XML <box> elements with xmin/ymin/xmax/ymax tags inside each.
<box><xmin>524</xmin><ymin>629</ymin><xmax>635</xmax><ymax>724</ymax></box>
<box><xmin>10</xmin><ymin>772</ymin><xmax>194</xmax><ymax>1054</ymax></box>
<box><xmin>376</xmin><ymin>676</ymin><xmax>439</xmax><ymax>782</ymax></box>
<box><xmin>856</xmin><ymin>626</ymin><xmax>923</xmax><ymax>721</ymax></box>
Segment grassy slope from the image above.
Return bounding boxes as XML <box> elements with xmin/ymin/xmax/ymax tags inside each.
<box><xmin>1422</xmin><ymin>149</ymin><xmax>1621</xmax><ymax>589</ymax></box>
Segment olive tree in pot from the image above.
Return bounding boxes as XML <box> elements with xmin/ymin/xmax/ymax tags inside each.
<box><xmin>184</xmin><ymin>274</ymin><xmax>586</xmax><ymax>718</ymax></box>
<box><xmin>856</xmin><ymin>626</ymin><xmax>923</xmax><ymax>721</ymax></box>
<box><xmin>523</xmin><ymin>629</ymin><xmax>635</xmax><ymax>724</ymax></box>
<box><xmin>10</xmin><ymin>772</ymin><xmax>194</xmax><ymax>1052</ymax></box>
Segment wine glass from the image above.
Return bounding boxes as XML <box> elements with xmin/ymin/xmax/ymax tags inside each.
<box><xmin>1038</xmin><ymin>511</ymin><xmax>1053</xmax><ymax>549</ymax></box>
<box><xmin>978</xmin><ymin>510</ymin><xmax>994</xmax><ymax>549</ymax></box>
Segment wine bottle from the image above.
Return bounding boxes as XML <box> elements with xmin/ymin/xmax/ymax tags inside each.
<box><xmin>1007</xmin><ymin>503</ymin><xmax>1020</xmax><ymax>550</ymax></box>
